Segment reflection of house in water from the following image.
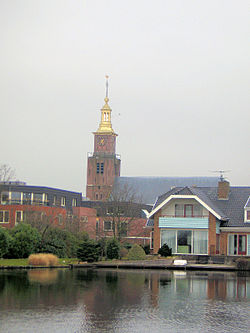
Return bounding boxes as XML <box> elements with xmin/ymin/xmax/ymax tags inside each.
<box><xmin>148</xmin><ymin>271</ymin><xmax>250</xmax><ymax>309</ymax></box>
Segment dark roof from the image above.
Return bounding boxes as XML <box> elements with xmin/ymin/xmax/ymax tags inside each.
<box><xmin>114</xmin><ymin>176</ymin><xmax>219</xmax><ymax>205</ymax></box>
<box><xmin>147</xmin><ymin>185</ymin><xmax>250</xmax><ymax>228</ymax></box>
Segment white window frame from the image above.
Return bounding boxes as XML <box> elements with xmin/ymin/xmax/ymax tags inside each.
<box><xmin>104</xmin><ymin>220</ymin><xmax>113</xmax><ymax>231</ymax></box>
<box><xmin>61</xmin><ymin>197</ymin><xmax>66</xmax><ymax>207</ymax></box>
<box><xmin>15</xmin><ymin>211</ymin><xmax>23</xmax><ymax>224</ymax></box>
<box><xmin>0</xmin><ymin>210</ymin><xmax>10</xmax><ymax>223</ymax></box>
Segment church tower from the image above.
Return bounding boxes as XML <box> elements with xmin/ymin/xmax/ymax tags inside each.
<box><xmin>86</xmin><ymin>76</ymin><xmax>121</xmax><ymax>201</ymax></box>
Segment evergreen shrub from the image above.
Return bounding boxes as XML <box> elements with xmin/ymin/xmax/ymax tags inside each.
<box><xmin>106</xmin><ymin>238</ymin><xmax>120</xmax><ymax>260</ymax></box>
<box><xmin>158</xmin><ymin>244</ymin><xmax>172</xmax><ymax>257</ymax></box>
<box><xmin>77</xmin><ymin>239</ymin><xmax>100</xmax><ymax>262</ymax></box>
<box><xmin>128</xmin><ymin>244</ymin><xmax>146</xmax><ymax>260</ymax></box>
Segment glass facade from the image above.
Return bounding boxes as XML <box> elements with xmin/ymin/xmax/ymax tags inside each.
<box><xmin>161</xmin><ymin>229</ymin><xmax>208</xmax><ymax>254</ymax></box>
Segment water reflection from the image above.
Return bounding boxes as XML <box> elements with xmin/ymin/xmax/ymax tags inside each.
<box><xmin>0</xmin><ymin>269</ymin><xmax>249</xmax><ymax>333</ymax></box>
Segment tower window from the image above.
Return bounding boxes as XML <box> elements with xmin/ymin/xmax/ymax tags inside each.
<box><xmin>97</xmin><ymin>163</ymin><xmax>100</xmax><ymax>174</ymax></box>
<box><xmin>96</xmin><ymin>193</ymin><xmax>99</xmax><ymax>200</ymax></box>
<box><xmin>101</xmin><ymin>163</ymin><xmax>104</xmax><ymax>174</ymax></box>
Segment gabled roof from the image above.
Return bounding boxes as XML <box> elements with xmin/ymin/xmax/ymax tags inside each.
<box><xmin>114</xmin><ymin>176</ymin><xmax>219</xmax><ymax>205</ymax></box>
<box><xmin>146</xmin><ymin>186</ymin><xmax>250</xmax><ymax>227</ymax></box>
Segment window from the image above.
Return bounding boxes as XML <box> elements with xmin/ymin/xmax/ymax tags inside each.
<box><xmin>104</xmin><ymin>221</ymin><xmax>112</xmax><ymax>231</ymax></box>
<box><xmin>33</xmin><ymin>193</ymin><xmax>43</xmax><ymax>205</ymax></box>
<box><xmin>95</xmin><ymin>193</ymin><xmax>98</xmax><ymax>200</ymax></box>
<box><xmin>0</xmin><ymin>211</ymin><xmax>9</xmax><ymax>223</ymax></box>
<box><xmin>161</xmin><ymin>229</ymin><xmax>208</xmax><ymax>255</ymax></box>
<box><xmin>58</xmin><ymin>214</ymin><xmax>63</xmax><ymax>225</ymax></box>
<box><xmin>15</xmin><ymin>211</ymin><xmax>23</xmax><ymax>223</ymax></box>
<box><xmin>107</xmin><ymin>207</ymin><xmax>113</xmax><ymax>215</ymax></box>
<box><xmin>228</xmin><ymin>234</ymin><xmax>247</xmax><ymax>255</ymax></box>
<box><xmin>101</xmin><ymin>163</ymin><xmax>104</xmax><ymax>174</ymax></box>
<box><xmin>120</xmin><ymin>222</ymin><xmax>128</xmax><ymax>237</ymax></box>
<box><xmin>23</xmin><ymin>192</ymin><xmax>32</xmax><ymax>205</ymax></box>
<box><xmin>175</xmin><ymin>204</ymin><xmax>183</xmax><ymax>217</ymax></box>
<box><xmin>193</xmin><ymin>205</ymin><xmax>203</xmax><ymax>217</ymax></box>
<box><xmin>1</xmin><ymin>191</ymin><xmax>9</xmax><ymax>204</ymax></box>
<box><xmin>175</xmin><ymin>204</ymin><xmax>203</xmax><ymax>217</ymax></box>
<box><xmin>80</xmin><ymin>216</ymin><xmax>88</xmax><ymax>223</ymax></box>
<box><xmin>96</xmin><ymin>163</ymin><xmax>100</xmax><ymax>174</ymax></box>
<box><xmin>11</xmin><ymin>192</ymin><xmax>22</xmax><ymax>204</ymax></box>
<box><xmin>72</xmin><ymin>198</ymin><xmax>77</xmax><ymax>207</ymax></box>
<box><xmin>61</xmin><ymin>197</ymin><xmax>66</xmax><ymax>206</ymax></box>
<box><xmin>177</xmin><ymin>230</ymin><xmax>192</xmax><ymax>253</ymax></box>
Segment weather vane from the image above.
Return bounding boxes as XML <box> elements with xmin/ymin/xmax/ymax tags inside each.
<box><xmin>105</xmin><ymin>75</ymin><xmax>109</xmax><ymax>98</ymax></box>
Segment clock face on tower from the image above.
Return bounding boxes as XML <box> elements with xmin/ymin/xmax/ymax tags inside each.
<box><xmin>98</xmin><ymin>136</ymin><xmax>105</xmax><ymax>146</ymax></box>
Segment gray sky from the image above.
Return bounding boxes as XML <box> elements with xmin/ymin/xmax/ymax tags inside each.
<box><xmin>1</xmin><ymin>0</ymin><xmax>249</xmax><ymax>194</ymax></box>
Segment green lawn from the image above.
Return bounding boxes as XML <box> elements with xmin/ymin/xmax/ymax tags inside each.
<box><xmin>0</xmin><ymin>258</ymin><xmax>79</xmax><ymax>267</ymax></box>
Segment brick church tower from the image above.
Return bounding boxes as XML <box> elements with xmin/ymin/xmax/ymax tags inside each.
<box><xmin>86</xmin><ymin>77</ymin><xmax>121</xmax><ymax>201</ymax></box>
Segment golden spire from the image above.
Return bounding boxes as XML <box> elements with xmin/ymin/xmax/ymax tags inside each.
<box><xmin>96</xmin><ymin>75</ymin><xmax>116</xmax><ymax>134</ymax></box>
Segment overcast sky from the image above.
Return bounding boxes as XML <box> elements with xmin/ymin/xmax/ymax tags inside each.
<box><xmin>0</xmin><ymin>0</ymin><xmax>249</xmax><ymax>194</ymax></box>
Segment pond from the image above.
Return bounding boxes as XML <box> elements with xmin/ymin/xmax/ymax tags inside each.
<box><xmin>0</xmin><ymin>268</ymin><xmax>249</xmax><ymax>333</ymax></box>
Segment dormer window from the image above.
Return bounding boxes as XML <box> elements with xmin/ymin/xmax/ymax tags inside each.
<box><xmin>175</xmin><ymin>204</ymin><xmax>203</xmax><ymax>218</ymax></box>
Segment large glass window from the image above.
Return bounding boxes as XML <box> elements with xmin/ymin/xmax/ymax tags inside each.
<box><xmin>161</xmin><ymin>230</ymin><xmax>176</xmax><ymax>253</ymax></box>
<box><xmin>177</xmin><ymin>230</ymin><xmax>192</xmax><ymax>253</ymax></box>
<box><xmin>33</xmin><ymin>193</ymin><xmax>43</xmax><ymax>205</ymax></box>
<box><xmin>161</xmin><ymin>229</ymin><xmax>208</xmax><ymax>254</ymax></box>
<box><xmin>1</xmin><ymin>191</ymin><xmax>9</xmax><ymax>204</ymax></box>
<box><xmin>193</xmin><ymin>230</ymin><xmax>208</xmax><ymax>254</ymax></box>
<box><xmin>11</xmin><ymin>192</ymin><xmax>22</xmax><ymax>204</ymax></box>
<box><xmin>23</xmin><ymin>192</ymin><xmax>32</xmax><ymax>205</ymax></box>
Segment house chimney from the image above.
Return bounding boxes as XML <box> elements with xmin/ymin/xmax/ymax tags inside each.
<box><xmin>217</xmin><ymin>179</ymin><xmax>230</xmax><ymax>200</ymax></box>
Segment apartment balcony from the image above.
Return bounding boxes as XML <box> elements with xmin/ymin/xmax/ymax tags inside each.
<box><xmin>159</xmin><ymin>216</ymin><xmax>209</xmax><ymax>229</ymax></box>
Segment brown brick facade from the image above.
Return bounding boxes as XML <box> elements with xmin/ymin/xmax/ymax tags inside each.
<box><xmin>208</xmin><ymin>212</ymin><xmax>217</xmax><ymax>255</ymax></box>
<box><xmin>153</xmin><ymin>210</ymin><xmax>161</xmax><ymax>254</ymax></box>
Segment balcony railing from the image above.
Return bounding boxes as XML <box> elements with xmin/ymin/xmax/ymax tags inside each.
<box><xmin>161</xmin><ymin>215</ymin><xmax>209</xmax><ymax>218</ymax></box>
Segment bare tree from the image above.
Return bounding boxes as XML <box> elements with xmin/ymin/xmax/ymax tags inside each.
<box><xmin>104</xmin><ymin>183</ymin><xmax>145</xmax><ymax>240</ymax></box>
<box><xmin>0</xmin><ymin>164</ymin><xmax>16</xmax><ymax>182</ymax></box>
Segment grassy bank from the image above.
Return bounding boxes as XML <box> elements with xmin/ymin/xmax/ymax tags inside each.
<box><xmin>0</xmin><ymin>258</ymin><xmax>79</xmax><ymax>267</ymax></box>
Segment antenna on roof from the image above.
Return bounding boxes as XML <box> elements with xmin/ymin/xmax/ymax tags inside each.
<box><xmin>211</xmin><ymin>170</ymin><xmax>231</xmax><ymax>181</ymax></box>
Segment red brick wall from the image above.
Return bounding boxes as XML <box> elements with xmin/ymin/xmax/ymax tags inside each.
<box><xmin>208</xmin><ymin>212</ymin><xmax>217</xmax><ymax>255</ymax></box>
<box><xmin>0</xmin><ymin>204</ymin><xmax>66</xmax><ymax>229</ymax></box>
<box><xmin>220</xmin><ymin>232</ymin><xmax>227</xmax><ymax>255</ymax></box>
<box><xmin>153</xmin><ymin>210</ymin><xmax>161</xmax><ymax>254</ymax></box>
<box><xmin>86</xmin><ymin>156</ymin><xmax>121</xmax><ymax>200</ymax></box>
<box><xmin>72</xmin><ymin>207</ymin><xmax>98</xmax><ymax>239</ymax></box>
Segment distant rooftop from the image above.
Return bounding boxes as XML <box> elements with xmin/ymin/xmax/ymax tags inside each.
<box><xmin>114</xmin><ymin>176</ymin><xmax>219</xmax><ymax>205</ymax></box>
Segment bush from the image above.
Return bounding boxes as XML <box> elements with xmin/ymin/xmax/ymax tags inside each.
<box><xmin>28</xmin><ymin>253</ymin><xmax>59</xmax><ymax>266</ymax></box>
<box><xmin>106</xmin><ymin>238</ymin><xmax>120</xmax><ymax>260</ymax></box>
<box><xmin>7</xmin><ymin>224</ymin><xmax>41</xmax><ymax>258</ymax></box>
<box><xmin>128</xmin><ymin>244</ymin><xmax>146</xmax><ymax>260</ymax></box>
<box><xmin>77</xmin><ymin>239</ymin><xmax>100</xmax><ymax>262</ymax></box>
<box><xmin>141</xmin><ymin>244</ymin><xmax>150</xmax><ymax>255</ymax></box>
<box><xmin>158</xmin><ymin>244</ymin><xmax>172</xmax><ymax>257</ymax></box>
<box><xmin>0</xmin><ymin>227</ymin><xmax>12</xmax><ymax>258</ymax></box>
<box><xmin>39</xmin><ymin>228</ymin><xmax>78</xmax><ymax>258</ymax></box>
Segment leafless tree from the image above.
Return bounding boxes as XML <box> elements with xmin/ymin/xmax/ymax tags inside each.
<box><xmin>0</xmin><ymin>164</ymin><xmax>16</xmax><ymax>182</ymax></box>
<box><xmin>104</xmin><ymin>183</ymin><xmax>144</xmax><ymax>240</ymax></box>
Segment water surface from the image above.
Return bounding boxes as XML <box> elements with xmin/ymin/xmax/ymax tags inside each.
<box><xmin>0</xmin><ymin>268</ymin><xmax>249</xmax><ymax>333</ymax></box>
